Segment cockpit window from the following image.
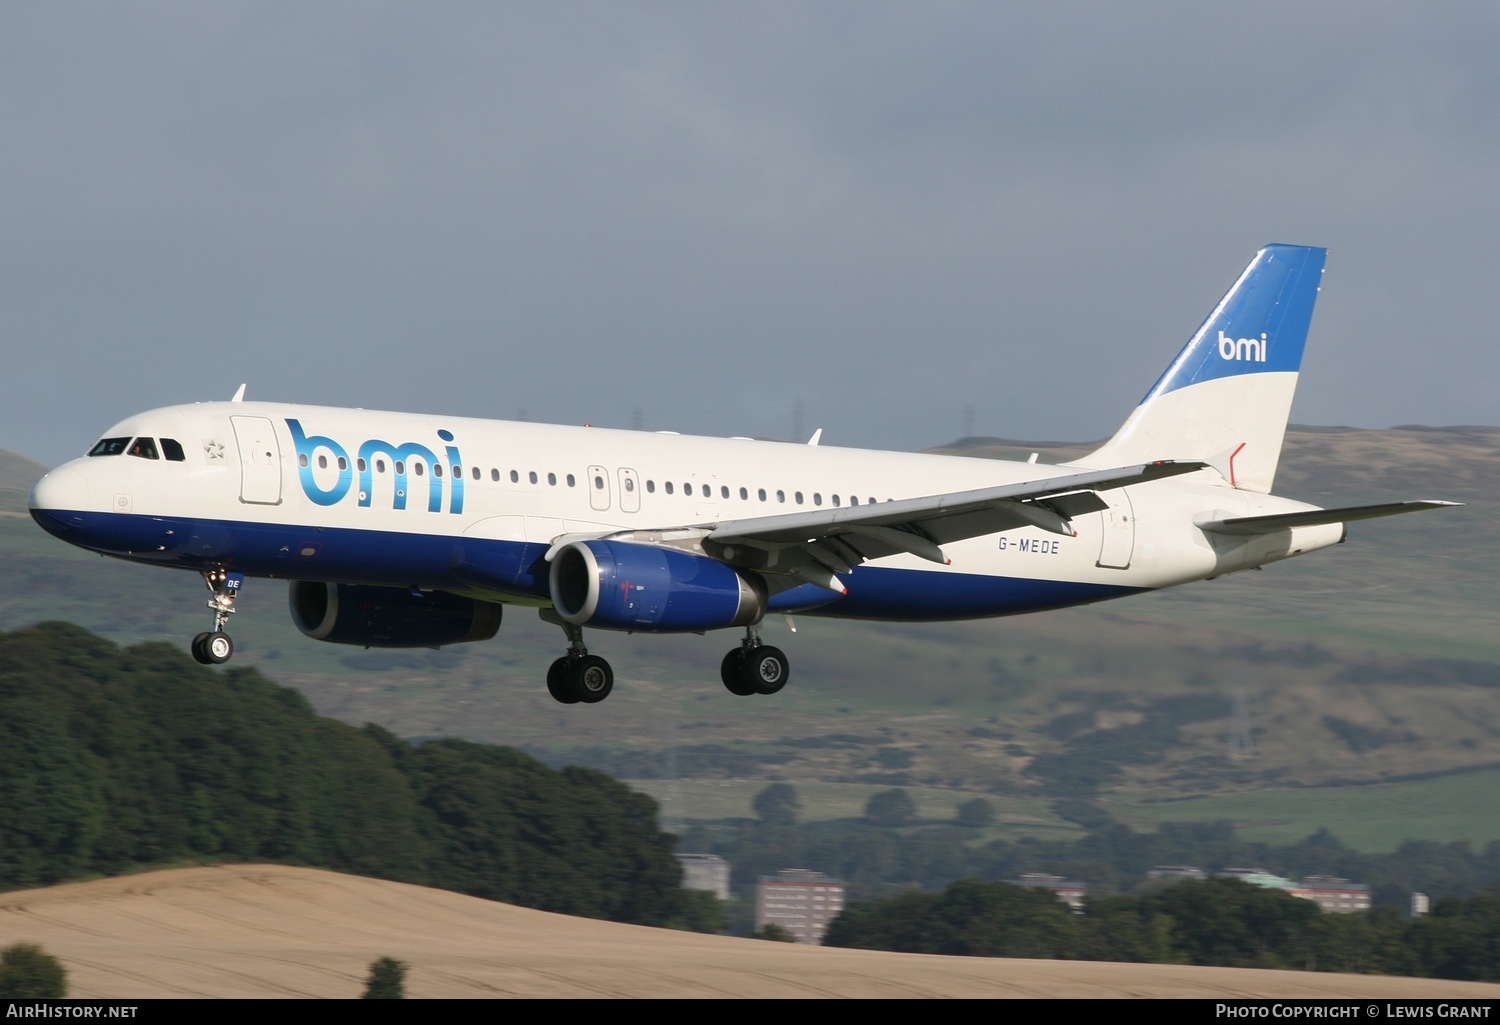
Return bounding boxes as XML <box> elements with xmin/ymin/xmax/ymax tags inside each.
<box><xmin>88</xmin><ymin>437</ymin><xmax>130</xmax><ymax>457</ymax></box>
<box><xmin>160</xmin><ymin>438</ymin><xmax>186</xmax><ymax>462</ymax></box>
<box><xmin>127</xmin><ymin>437</ymin><xmax>159</xmax><ymax>460</ymax></box>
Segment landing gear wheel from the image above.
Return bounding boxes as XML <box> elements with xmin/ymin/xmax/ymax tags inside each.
<box><xmin>191</xmin><ymin>632</ymin><xmax>213</xmax><ymax>665</ymax></box>
<box><xmin>721</xmin><ymin>649</ymin><xmax>755</xmax><ymax>696</ymax></box>
<box><xmin>547</xmin><ymin>657</ymin><xmax>580</xmax><ymax>704</ymax></box>
<box><xmin>193</xmin><ymin>631</ymin><xmax>234</xmax><ymax>665</ymax></box>
<box><xmin>571</xmin><ymin>655</ymin><xmax>614</xmax><ymax>703</ymax></box>
<box><xmin>745</xmin><ymin>645</ymin><xmax>788</xmax><ymax>695</ymax></box>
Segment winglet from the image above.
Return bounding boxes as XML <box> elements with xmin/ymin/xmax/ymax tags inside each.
<box><xmin>807</xmin><ymin>428</ymin><xmax>823</xmax><ymax>446</ymax></box>
<box><xmin>231</xmin><ymin>384</ymin><xmax>247</xmax><ymax>403</ymax></box>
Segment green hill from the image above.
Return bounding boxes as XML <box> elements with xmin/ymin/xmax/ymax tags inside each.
<box><xmin>2</xmin><ymin>427</ymin><xmax>1495</xmax><ymax>851</ymax></box>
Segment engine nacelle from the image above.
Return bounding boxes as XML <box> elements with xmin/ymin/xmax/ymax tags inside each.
<box><xmin>549</xmin><ymin>540</ymin><xmax>765</xmax><ymax>632</ymax></box>
<box><xmin>288</xmin><ymin>581</ymin><xmax>503</xmax><ymax>648</ymax></box>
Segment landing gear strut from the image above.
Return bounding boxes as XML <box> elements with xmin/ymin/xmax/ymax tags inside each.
<box><xmin>721</xmin><ymin>626</ymin><xmax>789</xmax><ymax>696</ymax></box>
<box><xmin>191</xmin><ymin>568</ymin><xmax>241</xmax><ymax>666</ymax></box>
<box><xmin>543</xmin><ymin>615</ymin><xmax>614</xmax><ymax>704</ymax></box>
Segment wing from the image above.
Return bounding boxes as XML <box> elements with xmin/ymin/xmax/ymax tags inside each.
<box><xmin>547</xmin><ymin>460</ymin><xmax>1205</xmax><ymax>595</ymax></box>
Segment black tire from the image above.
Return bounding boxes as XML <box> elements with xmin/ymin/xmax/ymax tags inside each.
<box><xmin>721</xmin><ymin>649</ymin><xmax>755</xmax><ymax>696</ymax></box>
<box><xmin>547</xmin><ymin>657</ymin><xmax>579</xmax><ymax>704</ymax></box>
<box><xmin>203</xmin><ymin>632</ymin><xmax>234</xmax><ymax>665</ymax></box>
<box><xmin>190</xmin><ymin>632</ymin><xmax>214</xmax><ymax>665</ymax></box>
<box><xmin>571</xmin><ymin>654</ymin><xmax>613</xmax><ymax>703</ymax></box>
<box><xmin>745</xmin><ymin>645</ymin><xmax>789</xmax><ymax>695</ymax></box>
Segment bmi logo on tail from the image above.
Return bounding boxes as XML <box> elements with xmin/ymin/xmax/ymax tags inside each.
<box><xmin>1218</xmin><ymin>330</ymin><xmax>1268</xmax><ymax>363</ymax></box>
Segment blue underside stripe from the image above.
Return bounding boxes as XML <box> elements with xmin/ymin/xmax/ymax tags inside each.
<box><xmin>31</xmin><ymin>509</ymin><xmax>1145</xmax><ymax>623</ymax></box>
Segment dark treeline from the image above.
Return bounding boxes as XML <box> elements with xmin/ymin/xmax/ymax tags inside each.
<box><xmin>824</xmin><ymin>877</ymin><xmax>1500</xmax><ymax>981</ymax></box>
<box><xmin>0</xmin><ymin>622</ymin><xmax>703</xmax><ymax>928</ymax></box>
<box><xmin>682</xmin><ymin>789</ymin><xmax>1500</xmax><ymax>909</ymax></box>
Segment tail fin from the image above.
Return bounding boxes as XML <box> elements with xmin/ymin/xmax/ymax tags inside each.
<box><xmin>1072</xmin><ymin>243</ymin><xmax>1327</xmax><ymax>493</ymax></box>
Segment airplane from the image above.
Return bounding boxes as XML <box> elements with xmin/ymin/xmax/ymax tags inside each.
<box><xmin>28</xmin><ymin>244</ymin><xmax>1458</xmax><ymax>704</ymax></box>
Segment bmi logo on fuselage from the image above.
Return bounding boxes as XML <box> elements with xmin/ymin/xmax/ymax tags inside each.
<box><xmin>287</xmin><ymin>419</ymin><xmax>465</xmax><ymax>513</ymax></box>
<box><xmin>1217</xmin><ymin>330</ymin><xmax>1268</xmax><ymax>363</ymax></box>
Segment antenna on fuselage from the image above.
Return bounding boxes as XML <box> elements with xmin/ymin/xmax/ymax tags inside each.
<box><xmin>230</xmin><ymin>384</ymin><xmax>247</xmax><ymax>402</ymax></box>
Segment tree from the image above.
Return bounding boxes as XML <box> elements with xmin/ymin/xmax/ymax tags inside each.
<box><xmin>0</xmin><ymin>944</ymin><xmax>67</xmax><ymax>999</ymax></box>
<box><xmin>362</xmin><ymin>957</ymin><xmax>407</xmax><ymax>999</ymax></box>
<box><xmin>752</xmin><ymin>783</ymin><xmax>801</xmax><ymax>826</ymax></box>
<box><xmin>864</xmin><ymin>788</ymin><xmax>916</xmax><ymax>827</ymax></box>
<box><xmin>754</xmin><ymin>923</ymin><xmax>796</xmax><ymax>942</ymax></box>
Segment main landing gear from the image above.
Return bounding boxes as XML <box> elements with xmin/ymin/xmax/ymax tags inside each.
<box><xmin>191</xmin><ymin>567</ymin><xmax>242</xmax><ymax>666</ymax></box>
<box><xmin>544</xmin><ymin>618</ymin><xmax>614</xmax><ymax>704</ymax></box>
<box><xmin>720</xmin><ymin>626</ymin><xmax>789</xmax><ymax>697</ymax></box>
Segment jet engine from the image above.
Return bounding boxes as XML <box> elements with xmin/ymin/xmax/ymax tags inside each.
<box><xmin>288</xmin><ymin>581</ymin><xmax>503</xmax><ymax>648</ymax></box>
<box><xmin>549</xmin><ymin>540</ymin><xmax>765</xmax><ymax>632</ymax></box>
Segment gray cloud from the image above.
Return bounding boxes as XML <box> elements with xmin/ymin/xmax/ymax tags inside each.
<box><xmin>3</xmin><ymin>2</ymin><xmax>1497</xmax><ymax>467</ymax></box>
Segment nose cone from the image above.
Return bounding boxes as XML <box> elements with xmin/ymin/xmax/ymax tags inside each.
<box><xmin>29</xmin><ymin>467</ymin><xmax>88</xmax><ymax>538</ymax></box>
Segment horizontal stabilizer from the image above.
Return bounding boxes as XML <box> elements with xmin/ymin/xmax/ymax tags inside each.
<box><xmin>1196</xmin><ymin>500</ymin><xmax>1461</xmax><ymax>536</ymax></box>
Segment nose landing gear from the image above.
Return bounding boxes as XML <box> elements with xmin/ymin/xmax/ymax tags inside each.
<box><xmin>191</xmin><ymin>568</ymin><xmax>242</xmax><ymax>666</ymax></box>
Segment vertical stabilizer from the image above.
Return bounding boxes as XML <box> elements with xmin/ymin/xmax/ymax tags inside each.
<box><xmin>1072</xmin><ymin>244</ymin><xmax>1326</xmax><ymax>493</ymax></box>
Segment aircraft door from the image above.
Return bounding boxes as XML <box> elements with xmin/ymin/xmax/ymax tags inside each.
<box><xmin>617</xmin><ymin>468</ymin><xmax>640</xmax><ymax>513</ymax></box>
<box><xmin>587</xmin><ymin>465</ymin><xmax>611</xmax><ymax>512</ymax></box>
<box><xmin>1095</xmin><ymin>489</ymin><xmax>1135</xmax><ymax>569</ymax></box>
<box><xmin>230</xmin><ymin>416</ymin><xmax>282</xmax><ymax>505</ymax></box>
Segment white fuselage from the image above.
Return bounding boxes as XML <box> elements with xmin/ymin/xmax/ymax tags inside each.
<box><xmin>29</xmin><ymin>400</ymin><xmax>1341</xmax><ymax>625</ymax></box>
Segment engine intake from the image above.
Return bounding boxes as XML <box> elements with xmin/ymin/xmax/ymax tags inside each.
<box><xmin>288</xmin><ymin>581</ymin><xmax>502</xmax><ymax>648</ymax></box>
<box><xmin>550</xmin><ymin>540</ymin><xmax>765</xmax><ymax>632</ymax></box>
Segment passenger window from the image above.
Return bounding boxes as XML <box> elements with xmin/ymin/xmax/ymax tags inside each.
<box><xmin>433</xmin><ymin>464</ymin><xmax>443</xmax><ymax>478</ymax></box>
<box><xmin>647</xmin><ymin>480</ymin><xmax>656</xmax><ymax>493</ymax></box>
<box><xmin>529</xmin><ymin>471</ymin><xmax>538</xmax><ymax>484</ymax></box>
<box><xmin>567</xmin><ymin>473</ymin><xmax>576</xmax><ymax>487</ymax></box>
<box><xmin>510</xmin><ymin>470</ymin><xmax>519</xmax><ymax>483</ymax></box>
<box><xmin>758</xmin><ymin>488</ymin><xmax>766</xmax><ymax>501</ymax></box>
<box><xmin>338</xmin><ymin>456</ymin><xmax>348</xmax><ymax>471</ymax></box>
<box><xmin>595</xmin><ymin>474</ymin><xmax>605</xmax><ymax>490</ymax></box>
<box><xmin>491</xmin><ymin>469</ymin><xmax>499</xmax><ymax>481</ymax></box>
<box><xmin>721</xmin><ymin>486</ymin><xmax>729</xmax><ymax>499</ymax></box>
<box><xmin>298</xmin><ymin>454</ymin><xmax>309</xmax><ymax>468</ymax></box>
<box><xmin>665</xmin><ymin>482</ymin><xmax>674</xmax><ymax>495</ymax></box>
<box><xmin>357</xmin><ymin>458</ymin><xmax>367</xmax><ymax>472</ymax></box>
<box><xmin>703</xmin><ymin>484</ymin><xmax>711</xmax><ymax>497</ymax></box>
<box><xmin>548</xmin><ymin>472</ymin><xmax>557</xmax><ymax>486</ymax></box>
<box><xmin>395</xmin><ymin>460</ymin><xmax>405</xmax><ymax>474</ymax></box>
<box><xmin>776</xmin><ymin>490</ymin><xmax>785</xmax><ymax>503</ymax></box>
<box><xmin>127</xmin><ymin>438</ymin><xmax>159</xmax><ymax>460</ymax></box>
<box><xmin>376</xmin><ymin>459</ymin><xmax>387</xmax><ymax>473</ymax></box>
<box><xmin>795</xmin><ymin>491</ymin><xmax>803</xmax><ymax>505</ymax></box>
<box><xmin>832</xmin><ymin>495</ymin><xmax>840</xmax><ymax>507</ymax></box>
<box><xmin>472</xmin><ymin>466</ymin><xmax>480</xmax><ymax>480</ymax></box>
<box><xmin>414</xmin><ymin>462</ymin><xmax>425</xmax><ymax>477</ymax></box>
<box><xmin>160</xmin><ymin>438</ymin><xmax>186</xmax><ymax>461</ymax></box>
<box><xmin>850</xmin><ymin>496</ymin><xmax>858</xmax><ymax>506</ymax></box>
<box><xmin>88</xmin><ymin>437</ymin><xmax>130</xmax><ymax>457</ymax></box>
<box><xmin>626</xmin><ymin>478</ymin><xmax>636</xmax><ymax>492</ymax></box>
<box><xmin>740</xmin><ymin>487</ymin><xmax>748</xmax><ymax>500</ymax></box>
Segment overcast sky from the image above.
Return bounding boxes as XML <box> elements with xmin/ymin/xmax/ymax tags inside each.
<box><xmin>4</xmin><ymin>2</ymin><xmax>1497</xmax><ymax>468</ymax></box>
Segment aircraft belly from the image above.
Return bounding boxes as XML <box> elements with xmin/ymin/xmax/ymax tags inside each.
<box><xmin>823</xmin><ymin>565</ymin><xmax>1145</xmax><ymax>621</ymax></box>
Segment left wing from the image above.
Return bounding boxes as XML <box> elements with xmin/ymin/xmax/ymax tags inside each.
<box><xmin>546</xmin><ymin>461</ymin><xmax>1204</xmax><ymax>594</ymax></box>
<box><xmin>700</xmin><ymin>460</ymin><xmax>1204</xmax><ymax>592</ymax></box>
